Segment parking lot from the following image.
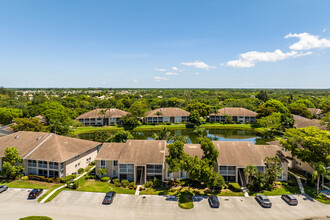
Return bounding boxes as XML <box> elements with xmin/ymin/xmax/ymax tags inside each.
<box><xmin>0</xmin><ymin>189</ymin><xmax>329</xmax><ymax>220</ymax></box>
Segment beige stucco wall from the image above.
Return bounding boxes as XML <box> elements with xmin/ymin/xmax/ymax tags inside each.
<box><xmin>64</xmin><ymin>147</ymin><xmax>98</xmax><ymax>176</ymax></box>
<box><xmin>95</xmin><ymin>159</ymin><xmax>114</xmax><ymax>178</ymax></box>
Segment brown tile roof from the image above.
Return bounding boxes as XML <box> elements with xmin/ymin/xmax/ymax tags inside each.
<box><xmin>210</xmin><ymin>107</ymin><xmax>257</xmax><ymax>117</ymax></box>
<box><xmin>213</xmin><ymin>141</ymin><xmax>282</xmax><ymax>167</ymax></box>
<box><xmin>307</xmin><ymin>108</ymin><xmax>323</xmax><ymax>115</ymax></box>
<box><xmin>292</xmin><ymin>114</ymin><xmax>328</xmax><ymax>130</ymax></box>
<box><xmin>145</xmin><ymin>108</ymin><xmax>190</xmax><ymax>117</ymax></box>
<box><xmin>0</xmin><ymin>131</ymin><xmax>101</xmax><ymax>162</ymax></box>
<box><xmin>76</xmin><ymin>108</ymin><xmax>129</xmax><ymax>120</ymax></box>
<box><xmin>95</xmin><ymin>140</ymin><xmax>166</xmax><ymax>165</ymax></box>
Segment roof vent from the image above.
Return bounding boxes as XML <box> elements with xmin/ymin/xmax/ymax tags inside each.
<box><xmin>36</xmin><ymin>136</ymin><xmax>42</xmax><ymax>140</ymax></box>
<box><xmin>15</xmin><ymin>134</ymin><xmax>20</xmax><ymax>139</ymax></box>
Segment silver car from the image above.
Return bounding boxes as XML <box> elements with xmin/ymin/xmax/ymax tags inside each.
<box><xmin>281</xmin><ymin>194</ymin><xmax>298</xmax><ymax>205</ymax></box>
<box><xmin>255</xmin><ymin>194</ymin><xmax>272</xmax><ymax>208</ymax></box>
<box><xmin>0</xmin><ymin>185</ymin><xmax>8</xmax><ymax>193</ymax></box>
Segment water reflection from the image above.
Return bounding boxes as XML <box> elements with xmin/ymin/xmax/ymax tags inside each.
<box><xmin>78</xmin><ymin>128</ymin><xmax>274</xmax><ymax>145</ymax></box>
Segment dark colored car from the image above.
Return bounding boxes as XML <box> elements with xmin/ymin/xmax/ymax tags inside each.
<box><xmin>103</xmin><ymin>191</ymin><xmax>116</xmax><ymax>204</ymax></box>
<box><xmin>208</xmin><ymin>195</ymin><xmax>220</xmax><ymax>208</ymax></box>
<box><xmin>0</xmin><ymin>185</ymin><xmax>8</xmax><ymax>193</ymax></box>
<box><xmin>28</xmin><ymin>189</ymin><xmax>43</xmax><ymax>199</ymax></box>
<box><xmin>255</xmin><ymin>194</ymin><xmax>272</xmax><ymax>208</ymax></box>
<box><xmin>281</xmin><ymin>194</ymin><xmax>298</xmax><ymax>205</ymax></box>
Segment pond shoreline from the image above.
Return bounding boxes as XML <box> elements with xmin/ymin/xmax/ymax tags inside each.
<box><xmin>72</xmin><ymin>123</ymin><xmax>261</xmax><ymax>135</ymax></box>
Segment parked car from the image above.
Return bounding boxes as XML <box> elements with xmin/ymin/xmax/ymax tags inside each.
<box><xmin>208</xmin><ymin>195</ymin><xmax>220</xmax><ymax>208</ymax></box>
<box><xmin>0</xmin><ymin>185</ymin><xmax>8</xmax><ymax>193</ymax></box>
<box><xmin>255</xmin><ymin>194</ymin><xmax>272</xmax><ymax>208</ymax></box>
<box><xmin>103</xmin><ymin>191</ymin><xmax>116</xmax><ymax>204</ymax></box>
<box><xmin>28</xmin><ymin>189</ymin><xmax>43</xmax><ymax>199</ymax></box>
<box><xmin>281</xmin><ymin>194</ymin><xmax>298</xmax><ymax>205</ymax></box>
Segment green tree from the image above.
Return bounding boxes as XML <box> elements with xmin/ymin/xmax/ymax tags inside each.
<box><xmin>294</xmin><ymin>99</ymin><xmax>315</xmax><ymax>108</ymax></box>
<box><xmin>321</xmin><ymin>112</ymin><xmax>330</xmax><ymax>129</ymax></box>
<box><xmin>152</xmin><ymin>127</ymin><xmax>173</xmax><ymax>142</ymax></box>
<box><xmin>187</xmin><ymin>102</ymin><xmax>212</xmax><ymax>117</ymax></box>
<box><xmin>93</xmin><ymin>131</ymin><xmax>112</xmax><ymax>143</ymax></box>
<box><xmin>10</xmin><ymin>118</ymin><xmax>48</xmax><ymax>132</ymax></box>
<box><xmin>257</xmin><ymin>112</ymin><xmax>282</xmax><ymax>133</ymax></box>
<box><xmin>188</xmin><ymin>110</ymin><xmax>204</xmax><ymax>126</ymax></box>
<box><xmin>120</xmin><ymin>114</ymin><xmax>141</xmax><ymax>130</ymax></box>
<box><xmin>97</xmin><ymin>168</ymin><xmax>107</xmax><ymax>177</ymax></box>
<box><xmin>289</xmin><ymin>103</ymin><xmax>313</xmax><ymax>118</ymax></box>
<box><xmin>193</xmin><ymin>126</ymin><xmax>207</xmax><ymax>138</ymax></box>
<box><xmin>49</xmin><ymin>119</ymin><xmax>72</xmax><ymax>135</ymax></box>
<box><xmin>281</xmin><ymin>127</ymin><xmax>330</xmax><ymax>166</ymax></box>
<box><xmin>280</xmin><ymin>113</ymin><xmax>294</xmax><ymax>129</ymax></box>
<box><xmin>256</xmin><ymin>90</ymin><xmax>269</xmax><ymax>102</ymax></box>
<box><xmin>166</xmin><ymin>141</ymin><xmax>186</xmax><ymax>172</ymax></box>
<box><xmin>312</xmin><ymin>162</ymin><xmax>326</xmax><ymax>194</ymax></box>
<box><xmin>111</xmin><ymin>130</ymin><xmax>134</xmax><ymax>143</ymax></box>
<box><xmin>0</xmin><ymin>108</ymin><xmax>23</xmax><ymax>125</ymax></box>
<box><xmin>264</xmin><ymin>156</ymin><xmax>283</xmax><ymax>185</ymax></box>
<box><xmin>199</xmin><ymin>137</ymin><xmax>219</xmax><ymax>167</ymax></box>
<box><xmin>129</xmin><ymin>100</ymin><xmax>149</xmax><ymax>117</ymax></box>
<box><xmin>1</xmin><ymin>147</ymin><xmax>24</xmax><ymax>179</ymax></box>
<box><xmin>223</xmin><ymin>114</ymin><xmax>233</xmax><ymax>124</ymax></box>
<box><xmin>244</xmin><ymin>165</ymin><xmax>258</xmax><ymax>184</ymax></box>
<box><xmin>171</xmin><ymin>135</ymin><xmax>189</xmax><ymax>143</ymax></box>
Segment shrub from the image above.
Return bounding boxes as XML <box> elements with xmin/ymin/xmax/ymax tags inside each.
<box><xmin>89</xmin><ymin>161</ymin><xmax>96</xmax><ymax>166</ymax></box>
<box><xmin>121</xmin><ymin>180</ymin><xmax>130</xmax><ymax>188</ymax></box>
<box><xmin>60</xmin><ymin>174</ymin><xmax>76</xmax><ymax>183</ymax></box>
<box><xmin>78</xmin><ymin>168</ymin><xmax>84</xmax><ymax>174</ymax></box>
<box><xmin>228</xmin><ymin>183</ymin><xmax>241</xmax><ymax>192</ymax></box>
<box><xmin>21</xmin><ymin>176</ymin><xmax>29</xmax><ymax>180</ymax></box>
<box><xmin>128</xmin><ymin>181</ymin><xmax>136</xmax><ymax>189</ymax></box>
<box><xmin>112</xmin><ymin>178</ymin><xmax>121</xmax><ymax>187</ymax></box>
<box><xmin>153</xmin><ymin>178</ymin><xmax>162</xmax><ymax>188</ymax></box>
<box><xmin>100</xmin><ymin>177</ymin><xmax>110</xmax><ymax>182</ymax></box>
<box><xmin>144</xmin><ymin>180</ymin><xmax>153</xmax><ymax>188</ymax></box>
<box><xmin>28</xmin><ymin>175</ymin><xmax>46</xmax><ymax>182</ymax></box>
<box><xmin>85</xmin><ymin>175</ymin><xmax>97</xmax><ymax>180</ymax></box>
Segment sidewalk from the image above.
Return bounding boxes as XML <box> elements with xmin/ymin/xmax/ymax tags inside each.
<box><xmin>289</xmin><ymin>171</ymin><xmax>305</xmax><ymax>194</ymax></box>
<box><xmin>40</xmin><ymin>166</ymin><xmax>95</xmax><ymax>203</ymax></box>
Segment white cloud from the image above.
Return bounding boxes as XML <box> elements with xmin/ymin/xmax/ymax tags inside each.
<box><xmin>172</xmin><ymin>66</ymin><xmax>179</xmax><ymax>71</ymax></box>
<box><xmin>133</xmin><ymin>80</ymin><xmax>138</xmax><ymax>83</ymax></box>
<box><xmin>154</xmin><ymin>68</ymin><xmax>166</xmax><ymax>72</ymax></box>
<box><xmin>285</xmin><ymin>32</ymin><xmax>330</xmax><ymax>50</ymax></box>
<box><xmin>225</xmin><ymin>49</ymin><xmax>312</xmax><ymax>68</ymax></box>
<box><xmin>323</xmin><ymin>28</ymin><xmax>327</xmax><ymax>33</ymax></box>
<box><xmin>195</xmin><ymin>72</ymin><xmax>200</xmax><ymax>75</ymax></box>
<box><xmin>165</xmin><ymin>72</ymin><xmax>178</xmax><ymax>76</ymax></box>
<box><xmin>153</xmin><ymin>76</ymin><xmax>168</xmax><ymax>82</ymax></box>
<box><xmin>181</xmin><ymin>60</ymin><xmax>216</xmax><ymax>70</ymax></box>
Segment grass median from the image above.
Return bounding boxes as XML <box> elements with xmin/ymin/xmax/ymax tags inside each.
<box><xmin>0</xmin><ymin>179</ymin><xmax>58</xmax><ymax>190</ymax></box>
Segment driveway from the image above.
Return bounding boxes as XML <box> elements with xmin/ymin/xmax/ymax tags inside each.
<box><xmin>0</xmin><ymin>190</ymin><xmax>329</xmax><ymax>220</ymax></box>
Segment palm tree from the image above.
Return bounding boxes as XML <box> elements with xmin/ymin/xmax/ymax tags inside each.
<box><xmin>312</xmin><ymin>162</ymin><xmax>326</xmax><ymax>194</ymax></box>
<box><xmin>99</xmin><ymin>109</ymin><xmax>107</xmax><ymax>125</ymax></box>
<box><xmin>152</xmin><ymin>127</ymin><xmax>172</xmax><ymax>142</ymax></box>
<box><xmin>244</xmin><ymin>165</ymin><xmax>258</xmax><ymax>184</ymax></box>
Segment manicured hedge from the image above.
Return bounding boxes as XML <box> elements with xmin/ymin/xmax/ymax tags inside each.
<box><xmin>19</xmin><ymin>216</ymin><xmax>53</xmax><ymax>220</ymax></box>
<box><xmin>60</xmin><ymin>174</ymin><xmax>76</xmax><ymax>183</ymax></box>
<box><xmin>28</xmin><ymin>175</ymin><xmax>60</xmax><ymax>183</ymax></box>
<box><xmin>100</xmin><ymin>177</ymin><xmax>110</xmax><ymax>182</ymax></box>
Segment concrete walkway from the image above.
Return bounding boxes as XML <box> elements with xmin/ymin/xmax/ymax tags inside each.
<box><xmin>135</xmin><ymin>185</ymin><xmax>142</xmax><ymax>195</ymax></box>
<box><xmin>40</xmin><ymin>166</ymin><xmax>95</xmax><ymax>203</ymax></box>
<box><xmin>241</xmin><ymin>187</ymin><xmax>249</xmax><ymax>197</ymax></box>
<box><xmin>289</xmin><ymin>171</ymin><xmax>305</xmax><ymax>194</ymax></box>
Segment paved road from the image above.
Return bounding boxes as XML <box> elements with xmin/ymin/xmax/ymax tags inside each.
<box><xmin>0</xmin><ymin>189</ymin><xmax>329</xmax><ymax>220</ymax></box>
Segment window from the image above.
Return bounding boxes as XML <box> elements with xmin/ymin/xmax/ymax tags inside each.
<box><xmin>49</xmin><ymin>170</ymin><xmax>59</xmax><ymax>177</ymax></box>
<box><xmin>49</xmin><ymin>162</ymin><xmax>58</xmax><ymax>170</ymax></box>
<box><xmin>113</xmin><ymin>170</ymin><xmax>118</xmax><ymax>177</ymax></box>
<box><xmin>147</xmin><ymin>174</ymin><xmax>162</xmax><ymax>181</ymax></box>
<box><xmin>180</xmin><ymin>170</ymin><xmax>187</xmax><ymax>179</ymax></box>
<box><xmin>38</xmin><ymin>161</ymin><xmax>47</xmax><ymax>169</ymax></box>
<box><xmin>28</xmin><ymin>160</ymin><xmax>36</xmax><ymax>167</ymax></box>
<box><xmin>28</xmin><ymin>168</ymin><xmax>37</xmax><ymax>175</ymax></box>
<box><xmin>167</xmin><ymin>171</ymin><xmax>173</xmax><ymax>178</ymax></box>
<box><xmin>113</xmin><ymin>160</ymin><xmax>118</xmax><ymax>167</ymax></box>
<box><xmin>119</xmin><ymin>174</ymin><xmax>134</xmax><ymax>181</ymax></box>
<box><xmin>146</xmin><ymin>164</ymin><xmax>162</xmax><ymax>174</ymax></box>
<box><xmin>61</xmin><ymin>163</ymin><xmax>64</xmax><ymax>170</ymax></box>
<box><xmin>101</xmin><ymin>160</ymin><xmax>106</xmax><ymax>168</ymax></box>
<box><xmin>119</xmin><ymin>164</ymin><xmax>134</xmax><ymax>173</ymax></box>
<box><xmin>38</xmin><ymin>169</ymin><xmax>47</xmax><ymax>176</ymax></box>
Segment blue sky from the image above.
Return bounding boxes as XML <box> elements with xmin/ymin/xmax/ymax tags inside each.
<box><xmin>0</xmin><ymin>0</ymin><xmax>330</xmax><ymax>88</ymax></box>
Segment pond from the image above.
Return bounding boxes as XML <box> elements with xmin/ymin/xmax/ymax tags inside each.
<box><xmin>77</xmin><ymin>128</ymin><xmax>274</xmax><ymax>145</ymax></box>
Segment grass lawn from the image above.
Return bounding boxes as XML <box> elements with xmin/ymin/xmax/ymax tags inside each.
<box><xmin>72</xmin><ymin>123</ymin><xmax>257</xmax><ymax>135</ymax></box>
<box><xmin>304</xmin><ymin>186</ymin><xmax>330</xmax><ymax>205</ymax></box>
<box><xmin>178</xmin><ymin>191</ymin><xmax>194</xmax><ymax>209</ymax></box>
<box><xmin>19</xmin><ymin>216</ymin><xmax>53</xmax><ymax>220</ymax></box>
<box><xmin>37</xmin><ymin>184</ymin><xmax>63</xmax><ymax>202</ymax></box>
<box><xmin>44</xmin><ymin>188</ymin><xmax>65</xmax><ymax>203</ymax></box>
<box><xmin>75</xmin><ymin>180</ymin><xmax>135</xmax><ymax>194</ymax></box>
<box><xmin>249</xmin><ymin>185</ymin><xmax>301</xmax><ymax>196</ymax></box>
<box><xmin>217</xmin><ymin>189</ymin><xmax>244</xmax><ymax>196</ymax></box>
<box><xmin>0</xmin><ymin>179</ymin><xmax>58</xmax><ymax>189</ymax></box>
